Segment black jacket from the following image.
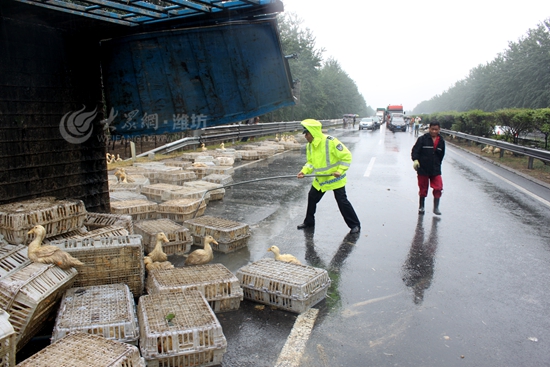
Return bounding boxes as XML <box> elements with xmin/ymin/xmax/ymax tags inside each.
<box><xmin>411</xmin><ymin>133</ymin><xmax>445</xmax><ymax>176</ymax></box>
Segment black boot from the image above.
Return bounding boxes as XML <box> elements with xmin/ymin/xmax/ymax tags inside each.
<box><xmin>418</xmin><ymin>197</ymin><xmax>425</xmax><ymax>214</ymax></box>
<box><xmin>433</xmin><ymin>198</ymin><xmax>441</xmax><ymax>215</ymax></box>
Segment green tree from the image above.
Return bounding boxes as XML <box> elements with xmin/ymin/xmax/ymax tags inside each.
<box><xmin>268</xmin><ymin>13</ymin><xmax>370</xmax><ymax>121</ymax></box>
<box><xmin>532</xmin><ymin>108</ymin><xmax>550</xmax><ymax>149</ymax></box>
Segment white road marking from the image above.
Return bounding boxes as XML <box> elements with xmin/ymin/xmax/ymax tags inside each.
<box><xmin>451</xmin><ymin>149</ymin><xmax>550</xmax><ymax>208</ymax></box>
<box><xmin>364</xmin><ymin>157</ymin><xmax>376</xmax><ymax>177</ymax></box>
<box><xmin>274</xmin><ymin>308</ymin><xmax>319</xmax><ymax>367</ymax></box>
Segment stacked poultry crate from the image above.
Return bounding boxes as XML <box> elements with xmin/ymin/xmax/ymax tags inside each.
<box><xmin>0</xmin><ymin>263</ymin><xmax>78</xmax><ymax>351</ymax></box>
<box><xmin>138</xmin><ymin>289</ymin><xmax>227</xmax><ymax>367</ymax></box>
<box><xmin>0</xmin><ymin>243</ymin><xmax>30</xmax><ymax>279</ymax></box>
<box><xmin>162</xmin><ymin>186</ymin><xmax>211</xmax><ymax>203</ymax></box>
<box><xmin>156</xmin><ymin>198</ymin><xmax>207</xmax><ymax>223</ymax></box>
<box><xmin>202</xmin><ymin>173</ymin><xmax>233</xmax><ymax>186</ymax></box>
<box><xmin>141</xmin><ymin>184</ymin><xmax>184</xmax><ymax>203</ymax></box>
<box><xmin>238</xmin><ymin>150</ymin><xmax>258</xmax><ymax>160</ymax></box>
<box><xmin>184</xmin><ymin>216</ymin><xmax>250</xmax><ymax>253</ymax></box>
<box><xmin>236</xmin><ymin>259</ymin><xmax>331</xmax><ymax>314</ymax></box>
<box><xmin>0</xmin><ymin>197</ymin><xmax>87</xmax><ymax>245</ymax></box>
<box><xmin>16</xmin><ymin>333</ymin><xmax>146</xmax><ymax>367</ymax></box>
<box><xmin>134</xmin><ymin>219</ymin><xmax>192</xmax><ymax>256</ymax></box>
<box><xmin>184</xmin><ymin>181</ymin><xmax>225</xmax><ymax>201</ymax></box>
<box><xmin>109</xmin><ymin>191</ymin><xmax>148</xmax><ymax>202</ymax></box>
<box><xmin>52</xmin><ymin>284</ymin><xmax>139</xmax><ymax>345</ymax></box>
<box><xmin>84</xmin><ymin>212</ymin><xmax>134</xmax><ymax>234</ymax></box>
<box><xmin>44</xmin><ymin>225</ymin><xmax>129</xmax><ymax>243</ymax></box>
<box><xmin>48</xmin><ymin>235</ymin><xmax>145</xmax><ymax>297</ymax></box>
<box><xmin>110</xmin><ymin>200</ymin><xmax>158</xmax><ymax>221</ymax></box>
<box><xmin>146</xmin><ymin>264</ymin><xmax>243</xmax><ymax>313</ymax></box>
<box><xmin>0</xmin><ymin>310</ymin><xmax>15</xmax><ymax>367</ymax></box>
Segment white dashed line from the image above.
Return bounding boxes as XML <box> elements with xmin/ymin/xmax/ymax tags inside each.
<box><xmin>364</xmin><ymin>157</ymin><xmax>376</xmax><ymax>177</ymax></box>
<box><xmin>274</xmin><ymin>308</ymin><xmax>319</xmax><ymax>367</ymax></box>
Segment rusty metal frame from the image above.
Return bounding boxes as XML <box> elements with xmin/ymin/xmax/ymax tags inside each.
<box><xmin>12</xmin><ymin>0</ymin><xmax>276</xmax><ymax>26</ymax></box>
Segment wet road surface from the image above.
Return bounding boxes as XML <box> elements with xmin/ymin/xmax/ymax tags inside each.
<box><xmin>179</xmin><ymin>125</ymin><xmax>550</xmax><ymax>367</ymax></box>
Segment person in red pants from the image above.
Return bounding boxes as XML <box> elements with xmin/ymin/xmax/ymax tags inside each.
<box><xmin>411</xmin><ymin>121</ymin><xmax>445</xmax><ymax>215</ymax></box>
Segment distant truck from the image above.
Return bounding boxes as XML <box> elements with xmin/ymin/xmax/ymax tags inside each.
<box><xmin>376</xmin><ymin>108</ymin><xmax>386</xmax><ymax>124</ymax></box>
<box><xmin>385</xmin><ymin>104</ymin><xmax>404</xmax><ymax>127</ymax></box>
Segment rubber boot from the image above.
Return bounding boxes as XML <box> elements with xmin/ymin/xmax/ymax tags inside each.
<box><xmin>418</xmin><ymin>197</ymin><xmax>425</xmax><ymax>215</ymax></box>
<box><xmin>433</xmin><ymin>198</ymin><xmax>441</xmax><ymax>215</ymax></box>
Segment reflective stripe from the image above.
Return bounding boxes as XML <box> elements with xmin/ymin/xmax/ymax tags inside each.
<box><xmin>317</xmin><ymin>173</ymin><xmax>346</xmax><ymax>186</ymax></box>
<box><xmin>312</xmin><ymin>161</ymin><xmax>349</xmax><ymax>173</ymax></box>
<box><xmin>325</xmin><ymin>139</ymin><xmax>330</xmax><ymax>167</ymax></box>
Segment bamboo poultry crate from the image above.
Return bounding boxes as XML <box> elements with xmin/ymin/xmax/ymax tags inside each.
<box><xmin>163</xmin><ymin>160</ymin><xmax>193</xmax><ymax>169</ymax></box>
<box><xmin>205</xmin><ymin>166</ymin><xmax>234</xmax><ymax>176</ymax></box>
<box><xmin>84</xmin><ymin>212</ymin><xmax>134</xmax><ymax>234</ymax></box>
<box><xmin>0</xmin><ymin>263</ymin><xmax>78</xmax><ymax>351</ymax></box>
<box><xmin>184</xmin><ymin>181</ymin><xmax>225</xmax><ymax>201</ymax></box>
<box><xmin>153</xmin><ymin>171</ymin><xmax>197</xmax><ymax>186</ymax></box>
<box><xmin>184</xmin><ymin>166</ymin><xmax>208</xmax><ymax>180</ymax></box>
<box><xmin>146</xmin><ymin>264</ymin><xmax>243</xmax><ymax>313</ymax></box>
<box><xmin>45</xmin><ymin>225</ymin><xmax>129</xmax><ymax>243</ymax></box>
<box><xmin>138</xmin><ymin>289</ymin><xmax>226</xmax><ymax>367</ymax></box>
<box><xmin>156</xmin><ymin>199</ymin><xmax>207</xmax><ymax>223</ymax></box>
<box><xmin>0</xmin><ymin>244</ymin><xmax>30</xmax><ymax>280</ymax></box>
<box><xmin>162</xmin><ymin>187</ymin><xmax>211</xmax><ymax>203</ymax></box>
<box><xmin>15</xmin><ymin>332</ymin><xmax>145</xmax><ymax>367</ymax></box>
<box><xmin>48</xmin><ymin>235</ymin><xmax>145</xmax><ymax>297</ymax></box>
<box><xmin>141</xmin><ymin>184</ymin><xmax>184</xmax><ymax>203</ymax></box>
<box><xmin>52</xmin><ymin>284</ymin><xmax>139</xmax><ymax>345</ymax></box>
<box><xmin>202</xmin><ymin>174</ymin><xmax>232</xmax><ymax>186</ymax></box>
<box><xmin>0</xmin><ymin>310</ymin><xmax>15</xmax><ymax>367</ymax></box>
<box><xmin>238</xmin><ymin>150</ymin><xmax>258</xmax><ymax>160</ymax></box>
<box><xmin>0</xmin><ymin>197</ymin><xmax>86</xmax><ymax>244</ymax></box>
<box><xmin>110</xmin><ymin>200</ymin><xmax>158</xmax><ymax>221</ymax></box>
<box><xmin>133</xmin><ymin>219</ymin><xmax>192</xmax><ymax>255</ymax></box>
<box><xmin>110</xmin><ymin>191</ymin><xmax>148</xmax><ymax>202</ymax></box>
<box><xmin>109</xmin><ymin>175</ymin><xmax>151</xmax><ymax>193</ymax></box>
<box><xmin>184</xmin><ymin>216</ymin><xmax>250</xmax><ymax>254</ymax></box>
<box><xmin>236</xmin><ymin>259</ymin><xmax>331</xmax><ymax>314</ymax></box>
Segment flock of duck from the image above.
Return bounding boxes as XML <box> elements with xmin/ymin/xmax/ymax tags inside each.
<box><xmin>26</xmin><ymin>225</ymin><xmax>300</xmax><ymax>271</ymax></box>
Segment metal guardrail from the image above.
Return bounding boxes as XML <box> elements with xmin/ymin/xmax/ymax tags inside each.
<box><xmin>142</xmin><ymin>119</ymin><xmax>341</xmax><ymax>156</ymax></box>
<box><xmin>441</xmin><ymin>129</ymin><xmax>550</xmax><ymax>169</ymax></box>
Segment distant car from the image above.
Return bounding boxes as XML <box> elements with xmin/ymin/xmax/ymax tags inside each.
<box><xmin>359</xmin><ymin>117</ymin><xmax>377</xmax><ymax>130</ymax></box>
<box><xmin>389</xmin><ymin>116</ymin><xmax>407</xmax><ymax>132</ymax></box>
<box><xmin>493</xmin><ymin>126</ymin><xmax>509</xmax><ymax>135</ymax></box>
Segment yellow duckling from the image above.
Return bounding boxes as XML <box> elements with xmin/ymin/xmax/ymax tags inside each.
<box><xmin>268</xmin><ymin>245</ymin><xmax>301</xmax><ymax>265</ymax></box>
<box><xmin>27</xmin><ymin>225</ymin><xmax>84</xmax><ymax>269</ymax></box>
<box><xmin>201</xmin><ymin>143</ymin><xmax>207</xmax><ymax>152</ymax></box>
<box><xmin>147</xmin><ymin>232</ymin><xmax>169</xmax><ymax>263</ymax></box>
<box><xmin>185</xmin><ymin>235</ymin><xmax>217</xmax><ymax>266</ymax></box>
<box><xmin>220</xmin><ymin>142</ymin><xmax>225</xmax><ymax>150</ymax></box>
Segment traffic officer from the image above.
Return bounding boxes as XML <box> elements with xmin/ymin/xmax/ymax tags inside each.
<box><xmin>297</xmin><ymin>119</ymin><xmax>361</xmax><ymax>234</ymax></box>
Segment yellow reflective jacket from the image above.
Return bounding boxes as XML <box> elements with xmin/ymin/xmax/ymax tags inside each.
<box><xmin>301</xmin><ymin>120</ymin><xmax>352</xmax><ymax>192</ymax></box>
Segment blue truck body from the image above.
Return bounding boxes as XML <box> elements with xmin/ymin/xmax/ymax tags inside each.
<box><xmin>101</xmin><ymin>19</ymin><xmax>294</xmax><ymax>137</ymax></box>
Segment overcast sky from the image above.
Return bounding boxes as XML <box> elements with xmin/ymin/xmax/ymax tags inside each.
<box><xmin>282</xmin><ymin>0</ymin><xmax>550</xmax><ymax>113</ymax></box>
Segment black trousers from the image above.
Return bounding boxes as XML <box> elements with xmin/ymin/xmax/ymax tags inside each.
<box><xmin>303</xmin><ymin>186</ymin><xmax>361</xmax><ymax>229</ymax></box>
